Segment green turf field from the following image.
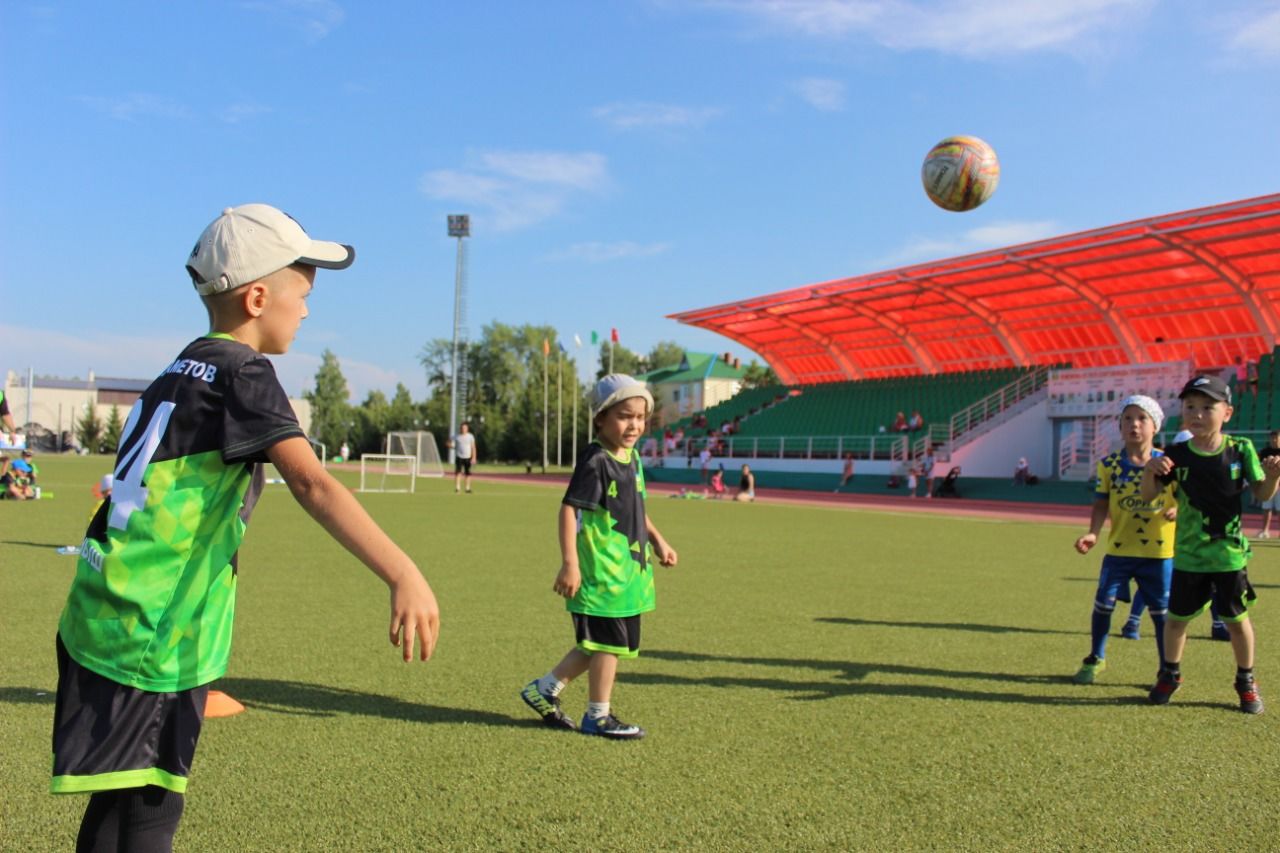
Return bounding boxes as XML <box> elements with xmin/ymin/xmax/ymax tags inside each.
<box><xmin>4</xmin><ymin>455</ymin><xmax>1279</xmax><ymax>850</ymax></box>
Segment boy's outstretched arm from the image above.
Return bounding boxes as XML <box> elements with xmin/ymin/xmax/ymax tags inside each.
<box><xmin>646</xmin><ymin>517</ymin><xmax>678</xmax><ymax>566</ymax></box>
<box><xmin>1252</xmin><ymin>455</ymin><xmax>1280</xmax><ymax>502</ymax></box>
<box><xmin>267</xmin><ymin>437</ymin><xmax>440</xmax><ymax>662</ymax></box>
<box><xmin>1075</xmin><ymin>498</ymin><xmax>1109</xmax><ymax>554</ymax></box>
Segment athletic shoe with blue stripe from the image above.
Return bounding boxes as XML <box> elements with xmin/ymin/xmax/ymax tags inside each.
<box><xmin>580</xmin><ymin>713</ymin><xmax>645</xmax><ymax>740</ymax></box>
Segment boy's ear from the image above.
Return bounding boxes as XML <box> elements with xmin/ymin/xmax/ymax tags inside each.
<box><xmin>242</xmin><ymin>282</ymin><xmax>270</xmax><ymax>317</ymax></box>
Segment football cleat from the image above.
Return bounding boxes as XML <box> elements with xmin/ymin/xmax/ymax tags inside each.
<box><xmin>520</xmin><ymin>681</ymin><xmax>577</xmax><ymax>731</ymax></box>
<box><xmin>580</xmin><ymin>713</ymin><xmax>645</xmax><ymax>740</ymax></box>
<box><xmin>1073</xmin><ymin>656</ymin><xmax>1107</xmax><ymax>685</ymax></box>
<box><xmin>1148</xmin><ymin>669</ymin><xmax>1182</xmax><ymax>705</ymax></box>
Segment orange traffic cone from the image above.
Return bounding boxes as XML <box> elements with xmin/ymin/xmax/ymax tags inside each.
<box><xmin>204</xmin><ymin>690</ymin><xmax>245</xmax><ymax>718</ymax></box>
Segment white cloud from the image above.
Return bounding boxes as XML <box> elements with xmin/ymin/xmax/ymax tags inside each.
<box><xmin>544</xmin><ymin>241</ymin><xmax>674</xmax><ymax>263</ymax></box>
<box><xmin>1222</xmin><ymin>5</ymin><xmax>1280</xmax><ymax>61</ymax></box>
<box><xmin>219</xmin><ymin>102</ymin><xmax>273</xmax><ymax>124</ymax></box>
<box><xmin>420</xmin><ymin>149</ymin><xmax>609</xmax><ymax>232</ymax></box>
<box><xmin>793</xmin><ymin>77</ymin><xmax>846</xmax><ymax>111</ymax></box>
<box><xmin>78</xmin><ymin>93</ymin><xmax>190</xmax><ymax>121</ymax></box>
<box><xmin>241</xmin><ymin>0</ymin><xmax>345</xmax><ymax>40</ymax></box>
<box><xmin>871</xmin><ymin>219</ymin><xmax>1059</xmax><ymax>267</ymax></box>
<box><xmin>593</xmin><ymin>102</ymin><xmax>724</xmax><ymax>130</ymax></box>
<box><xmin>701</xmin><ymin>0</ymin><xmax>1154</xmax><ymax>58</ymax></box>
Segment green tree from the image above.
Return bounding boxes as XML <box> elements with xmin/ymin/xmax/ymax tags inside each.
<box><xmin>387</xmin><ymin>384</ymin><xmax>419</xmax><ymax>432</ymax></box>
<box><xmin>741</xmin><ymin>359</ymin><xmax>780</xmax><ymax>388</ymax></box>
<box><xmin>419</xmin><ymin>322</ymin><xmax>585</xmax><ymax>463</ymax></box>
<box><xmin>304</xmin><ymin>349</ymin><xmax>351</xmax><ymax>452</ymax></box>
<box><xmin>102</xmin><ymin>405</ymin><xmax>124</xmax><ymax>454</ymax></box>
<box><xmin>76</xmin><ymin>401</ymin><xmax>104</xmax><ymax>453</ymax></box>
<box><xmin>646</xmin><ymin>341</ymin><xmax>686</xmax><ymax>372</ymax></box>
<box><xmin>597</xmin><ymin>341</ymin><xmax>642</xmax><ymax>378</ymax></box>
<box><xmin>352</xmin><ymin>390</ymin><xmax>390</xmax><ymax>456</ymax></box>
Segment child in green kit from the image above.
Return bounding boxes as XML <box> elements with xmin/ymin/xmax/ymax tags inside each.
<box><xmin>51</xmin><ymin>204</ymin><xmax>441</xmax><ymax>849</ymax></box>
<box><xmin>521</xmin><ymin>374</ymin><xmax>678</xmax><ymax>739</ymax></box>
<box><xmin>1142</xmin><ymin>374</ymin><xmax>1280</xmax><ymax>713</ymax></box>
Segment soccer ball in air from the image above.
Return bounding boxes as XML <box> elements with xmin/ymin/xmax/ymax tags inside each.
<box><xmin>921</xmin><ymin>135</ymin><xmax>1000</xmax><ymax>212</ymax></box>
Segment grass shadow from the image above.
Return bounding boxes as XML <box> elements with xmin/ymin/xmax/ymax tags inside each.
<box><xmin>816</xmin><ymin>616</ymin><xmax>1078</xmax><ymax>636</ymax></box>
<box><xmin>216</xmin><ymin>677</ymin><xmax>540</xmax><ymax>729</ymax></box>
<box><xmin>1</xmin><ymin>539</ymin><xmax>73</xmax><ymax>551</ymax></box>
<box><xmin>0</xmin><ymin>686</ymin><xmax>55</xmax><ymax>704</ymax></box>
<box><xmin>637</xmin><ymin>649</ymin><xmax>1135</xmax><ymax>706</ymax></box>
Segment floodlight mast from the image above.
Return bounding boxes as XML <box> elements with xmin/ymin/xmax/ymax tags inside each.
<box><xmin>447</xmin><ymin>214</ymin><xmax>470</xmax><ymax>465</ymax></box>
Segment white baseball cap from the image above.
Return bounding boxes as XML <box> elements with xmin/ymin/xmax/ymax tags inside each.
<box><xmin>1120</xmin><ymin>394</ymin><xmax>1164</xmax><ymax>431</ymax></box>
<box><xmin>591</xmin><ymin>374</ymin><xmax>654</xmax><ymax>417</ymax></box>
<box><xmin>186</xmin><ymin>203</ymin><xmax>354</xmax><ymax>295</ymax></box>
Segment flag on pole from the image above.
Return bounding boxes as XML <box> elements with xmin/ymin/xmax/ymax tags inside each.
<box><xmin>591</xmin><ymin>330</ymin><xmax>599</xmax><ymax>345</ymax></box>
<box><xmin>558</xmin><ymin>342</ymin><xmax>567</xmax><ymax>354</ymax></box>
<box><xmin>611</xmin><ymin>328</ymin><xmax>619</xmax><ymax>343</ymax></box>
<box><xmin>573</xmin><ymin>333</ymin><xmax>582</xmax><ymax>348</ymax></box>
<box><xmin>543</xmin><ymin>338</ymin><xmax>550</xmax><ymax>357</ymax></box>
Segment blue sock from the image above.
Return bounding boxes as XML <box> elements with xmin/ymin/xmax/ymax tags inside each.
<box><xmin>1127</xmin><ymin>590</ymin><xmax>1146</xmax><ymax>623</ymax></box>
<box><xmin>1090</xmin><ymin>605</ymin><xmax>1113</xmax><ymax>660</ymax></box>
<box><xmin>1149</xmin><ymin>612</ymin><xmax>1167</xmax><ymax>663</ymax></box>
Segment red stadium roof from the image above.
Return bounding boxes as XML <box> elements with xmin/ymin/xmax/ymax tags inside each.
<box><xmin>670</xmin><ymin>194</ymin><xmax>1280</xmax><ymax>385</ymax></box>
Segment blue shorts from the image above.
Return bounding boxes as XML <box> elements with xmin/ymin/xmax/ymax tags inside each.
<box><xmin>1095</xmin><ymin>555</ymin><xmax>1172</xmax><ymax>613</ymax></box>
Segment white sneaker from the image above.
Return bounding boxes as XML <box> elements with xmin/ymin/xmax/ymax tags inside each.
<box><xmin>1259</xmin><ymin>531</ymin><xmax>1271</xmax><ymax>539</ymax></box>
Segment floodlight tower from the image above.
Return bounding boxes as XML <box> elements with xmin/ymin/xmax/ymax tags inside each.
<box><xmin>447</xmin><ymin>214</ymin><xmax>470</xmax><ymax>464</ymax></box>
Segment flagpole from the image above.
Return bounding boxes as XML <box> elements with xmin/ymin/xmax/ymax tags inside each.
<box><xmin>556</xmin><ymin>346</ymin><xmax>563</xmax><ymax>467</ymax></box>
<box><xmin>542</xmin><ymin>341</ymin><xmax>549</xmax><ymax>472</ymax></box>
<box><xmin>609</xmin><ymin>339</ymin><xmax>614</xmax><ymax>374</ymax></box>
<box><xmin>572</xmin><ymin>334</ymin><xmax>581</xmax><ymax>464</ymax></box>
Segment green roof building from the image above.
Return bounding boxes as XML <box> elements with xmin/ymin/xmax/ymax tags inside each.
<box><xmin>636</xmin><ymin>352</ymin><xmax>748</xmax><ymax>427</ymax></box>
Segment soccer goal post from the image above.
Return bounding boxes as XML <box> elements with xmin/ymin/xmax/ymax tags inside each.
<box><xmin>385</xmin><ymin>431</ymin><xmax>444</xmax><ymax>478</ymax></box>
<box><xmin>359</xmin><ymin>454</ymin><xmax>417</xmax><ymax>493</ymax></box>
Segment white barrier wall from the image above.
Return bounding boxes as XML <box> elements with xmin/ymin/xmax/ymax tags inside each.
<box><xmin>948</xmin><ymin>398</ymin><xmax>1052</xmax><ymax>479</ymax></box>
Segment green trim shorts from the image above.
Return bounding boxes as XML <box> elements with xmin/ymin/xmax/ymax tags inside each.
<box><xmin>1167</xmin><ymin>569</ymin><xmax>1257</xmax><ymax>622</ymax></box>
<box><xmin>51</xmin><ymin>634</ymin><xmax>208</xmax><ymax>795</ymax></box>
<box><xmin>572</xmin><ymin>614</ymin><xmax>641</xmax><ymax>659</ymax></box>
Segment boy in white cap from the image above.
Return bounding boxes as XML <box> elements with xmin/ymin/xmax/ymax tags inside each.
<box><xmin>51</xmin><ymin>204</ymin><xmax>441</xmax><ymax>848</ymax></box>
<box><xmin>1143</xmin><ymin>374</ymin><xmax>1280</xmax><ymax>713</ymax></box>
<box><xmin>1071</xmin><ymin>395</ymin><xmax>1177</xmax><ymax>684</ymax></box>
<box><xmin>520</xmin><ymin>374</ymin><xmax>678</xmax><ymax>739</ymax></box>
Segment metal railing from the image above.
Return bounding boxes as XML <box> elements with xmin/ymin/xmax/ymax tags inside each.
<box><xmin>659</xmin><ymin>433</ymin><xmax>909</xmax><ymax>463</ymax></box>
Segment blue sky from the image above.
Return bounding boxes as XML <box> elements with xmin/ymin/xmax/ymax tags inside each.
<box><xmin>2</xmin><ymin>1</ymin><xmax>1278</xmax><ymax>401</ymax></box>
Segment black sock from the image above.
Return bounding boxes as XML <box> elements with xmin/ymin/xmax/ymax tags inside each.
<box><xmin>1237</xmin><ymin>667</ymin><xmax>1255</xmax><ymax>683</ymax></box>
<box><xmin>121</xmin><ymin>786</ymin><xmax>184</xmax><ymax>852</ymax></box>
<box><xmin>77</xmin><ymin>791</ymin><xmax>121</xmax><ymax>853</ymax></box>
<box><xmin>1161</xmin><ymin>660</ymin><xmax>1181</xmax><ymax>676</ymax></box>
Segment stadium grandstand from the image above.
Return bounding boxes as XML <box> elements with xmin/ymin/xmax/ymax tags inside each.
<box><xmin>653</xmin><ymin>194</ymin><xmax>1280</xmax><ymax>498</ymax></box>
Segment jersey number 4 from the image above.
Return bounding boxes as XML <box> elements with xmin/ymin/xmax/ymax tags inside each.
<box><xmin>109</xmin><ymin>401</ymin><xmax>176</xmax><ymax>531</ymax></box>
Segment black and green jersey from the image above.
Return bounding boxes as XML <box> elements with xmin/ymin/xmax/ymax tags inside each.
<box><xmin>1157</xmin><ymin>434</ymin><xmax>1264</xmax><ymax>573</ymax></box>
<box><xmin>562</xmin><ymin>443</ymin><xmax>653</xmax><ymax>617</ymax></box>
<box><xmin>58</xmin><ymin>334</ymin><xmax>305</xmax><ymax>691</ymax></box>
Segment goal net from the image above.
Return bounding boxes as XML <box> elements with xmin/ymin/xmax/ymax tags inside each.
<box><xmin>385</xmin><ymin>431</ymin><xmax>444</xmax><ymax>478</ymax></box>
<box><xmin>359</xmin><ymin>454</ymin><xmax>417</xmax><ymax>493</ymax></box>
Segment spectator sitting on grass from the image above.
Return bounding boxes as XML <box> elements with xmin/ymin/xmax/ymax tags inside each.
<box><xmin>735</xmin><ymin>464</ymin><xmax>756</xmax><ymax>502</ymax></box>
<box><xmin>1</xmin><ymin>453</ymin><xmax>30</xmax><ymax>500</ymax></box>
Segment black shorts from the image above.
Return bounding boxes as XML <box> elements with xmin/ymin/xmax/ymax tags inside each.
<box><xmin>1167</xmin><ymin>569</ymin><xmax>1257</xmax><ymax>622</ymax></box>
<box><xmin>455</xmin><ymin>457</ymin><xmax>472</xmax><ymax>475</ymax></box>
<box><xmin>51</xmin><ymin>634</ymin><xmax>208</xmax><ymax>795</ymax></box>
<box><xmin>572</xmin><ymin>613</ymin><xmax>642</xmax><ymax>659</ymax></box>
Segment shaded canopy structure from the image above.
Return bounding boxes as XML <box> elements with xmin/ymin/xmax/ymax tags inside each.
<box><xmin>670</xmin><ymin>194</ymin><xmax>1280</xmax><ymax>385</ymax></box>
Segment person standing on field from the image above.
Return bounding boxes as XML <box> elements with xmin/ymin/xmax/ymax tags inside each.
<box><xmin>452</xmin><ymin>421</ymin><xmax>477</xmax><ymax>493</ymax></box>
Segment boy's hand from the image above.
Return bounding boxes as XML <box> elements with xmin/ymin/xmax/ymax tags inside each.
<box><xmin>653</xmin><ymin>538</ymin><xmax>678</xmax><ymax>567</ymax></box>
<box><xmin>554</xmin><ymin>562</ymin><xmax>581</xmax><ymax>598</ymax></box>
<box><xmin>1263</xmin><ymin>455</ymin><xmax>1280</xmax><ymax>478</ymax></box>
<box><xmin>1163</xmin><ymin>506</ymin><xmax>1178</xmax><ymax>522</ymax></box>
<box><xmin>1146</xmin><ymin>456</ymin><xmax>1174</xmax><ymax>477</ymax></box>
<box><xmin>1074</xmin><ymin>533</ymin><xmax>1097</xmax><ymax>555</ymax></box>
<box><xmin>389</xmin><ymin>570</ymin><xmax>440</xmax><ymax>662</ymax></box>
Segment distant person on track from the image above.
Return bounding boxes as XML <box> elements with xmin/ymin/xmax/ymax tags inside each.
<box><xmin>736</xmin><ymin>464</ymin><xmax>756</xmax><ymax>502</ymax></box>
<box><xmin>451</xmin><ymin>421</ymin><xmax>477</xmax><ymax>493</ymax></box>
<box><xmin>835</xmin><ymin>452</ymin><xmax>855</xmax><ymax>493</ymax></box>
